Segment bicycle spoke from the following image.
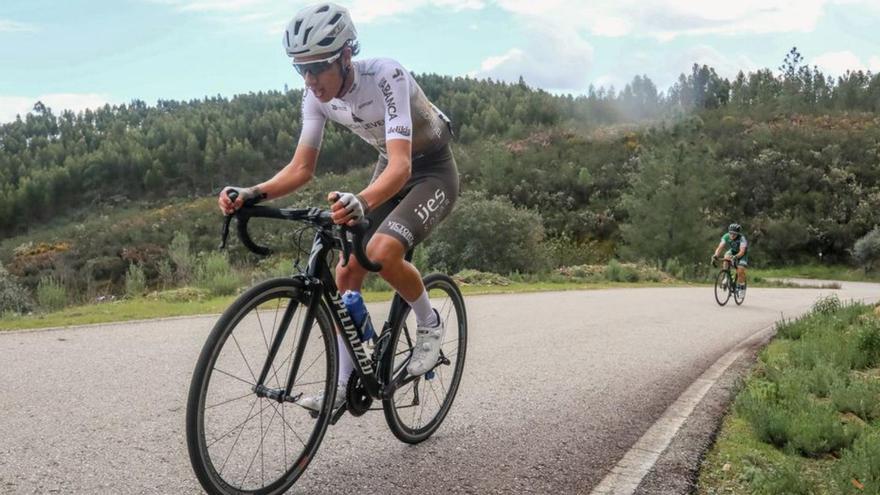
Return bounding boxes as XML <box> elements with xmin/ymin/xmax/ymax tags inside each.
<box><xmin>240</xmin><ymin>405</ymin><xmax>279</xmax><ymax>489</ymax></box>
<box><xmin>209</xmin><ymin>397</ymin><xmax>268</xmax><ymax>450</ymax></box>
<box><xmin>291</xmin><ymin>350</ymin><xmax>326</xmax><ymax>387</ymax></box>
<box><xmin>212</xmin><ymin>367</ymin><xmax>256</xmax><ymax>388</ymax></box>
<box><xmin>206</xmin><ymin>391</ymin><xmax>256</xmax><ymax>410</ymax></box>
<box><xmin>265</xmin><ymin>400</ymin><xmax>308</xmax><ymax>448</ymax></box>
<box><xmin>230</xmin><ymin>333</ymin><xmax>258</xmax><ymax>384</ymax></box>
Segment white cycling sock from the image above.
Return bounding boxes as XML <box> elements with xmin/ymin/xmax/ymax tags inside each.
<box><xmin>408</xmin><ymin>290</ymin><xmax>438</xmax><ymax>328</ymax></box>
<box><xmin>337</xmin><ymin>336</ymin><xmax>353</xmax><ymax>386</ymax></box>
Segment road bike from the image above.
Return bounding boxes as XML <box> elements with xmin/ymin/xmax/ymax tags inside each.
<box><xmin>713</xmin><ymin>257</ymin><xmax>746</xmax><ymax>306</ymax></box>
<box><xmin>186</xmin><ymin>194</ymin><xmax>467</xmax><ymax>494</ymax></box>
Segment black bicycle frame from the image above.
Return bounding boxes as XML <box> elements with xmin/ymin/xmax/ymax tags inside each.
<box><xmin>252</xmin><ymin>227</ymin><xmax>414</xmax><ymax>403</ymax></box>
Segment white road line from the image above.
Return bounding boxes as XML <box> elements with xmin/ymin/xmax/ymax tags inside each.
<box><xmin>588</xmin><ymin>322</ymin><xmax>777</xmax><ymax>495</ymax></box>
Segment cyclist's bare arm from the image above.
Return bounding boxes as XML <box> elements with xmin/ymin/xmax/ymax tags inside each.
<box><xmin>257</xmin><ymin>145</ymin><xmax>320</xmax><ymax>200</ymax></box>
<box><xmin>358</xmin><ymin>139</ymin><xmax>412</xmax><ymax>211</ymax></box>
<box><xmin>713</xmin><ymin>241</ymin><xmax>726</xmax><ymax>258</ymax></box>
<box><xmin>219</xmin><ymin>145</ymin><xmax>319</xmax><ymax>213</ymax></box>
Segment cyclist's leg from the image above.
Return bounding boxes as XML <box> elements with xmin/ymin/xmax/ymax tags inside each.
<box><xmin>736</xmin><ymin>257</ymin><xmax>748</xmax><ymax>285</ymax></box>
<box><xmin>368</xmin><ymin>146</ymin><xmax>459</xmax><ymax>375</ymax></box>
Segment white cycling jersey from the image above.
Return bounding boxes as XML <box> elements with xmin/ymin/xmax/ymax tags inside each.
<box><xmin>298</xmin><ymin>57</ymin><xmax>451</xmax><ymax>159</ymax></box>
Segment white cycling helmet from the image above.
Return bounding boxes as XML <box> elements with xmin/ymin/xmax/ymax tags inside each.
<box><xmin>283</xmin><ymin>3</ymin><xmax>357</xmax><ymax>59</ymax></box>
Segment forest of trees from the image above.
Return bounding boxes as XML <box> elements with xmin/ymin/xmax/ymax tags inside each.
<box><xmin>1</xmin><ymin>48</ymin><xmax>880</xmax><ymax>303</ymax></box>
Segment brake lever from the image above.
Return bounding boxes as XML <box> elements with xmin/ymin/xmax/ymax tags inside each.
<box><xmin>219</xmin><ymin>189</ymin><xmax>240</xmax><ymax>250</ymax></box>
<box><xmin>339</xmin><ymin>226</ymin><xmax>352</xmax><ymax>267</ymax></box>
<box><xmin>220</xmin><ymin>215</ymin><xmax>232</xmax><ymax>250</ymax></box>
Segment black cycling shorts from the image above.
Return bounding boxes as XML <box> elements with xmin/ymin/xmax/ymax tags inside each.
<box><xmin>364</xmin><ymin>144</ymin><xmax>459</xmax><ymax>249</ymax></box>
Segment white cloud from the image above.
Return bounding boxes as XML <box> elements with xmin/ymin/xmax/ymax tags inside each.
<box><xmin>0</xmin><ymin>19</ymin><xmax>36</xmax><ymax>32</ymax></box>
<box><xmin>492</xmin><ymin>0</ymin><xmax>877</xmax><ymax>40</ymax></box>
<box><xmin>153</xmin><ymin>0</ymin><xmax>485</xmax><ymax>25</ymax></box>
<box><xmin>0</xmin><ymin>94</ymin><xmax>113</xmax><ymax>123</ymax></box>
<box><xmin>812</xmin><ymin>51</ymin><xmax>880</xmax><ymax>76</ymax></box>
<box><xmin>472</xmin><ymin>23</ymin><xmax>594</xmax><ymax>91</ymax></box>
<box><xmin>673</xmin><ymin>45</ymin><xmax>759</xmax><ymax>80</ymax></box>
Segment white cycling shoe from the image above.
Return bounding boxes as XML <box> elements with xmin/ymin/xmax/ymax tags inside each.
<box><xmin>295</xmin><ymin>383</ymin><xmax>346</xmax><ymax>412</ymax></box>
<box><xmin>406</xmin><ymin>309</ymin><xmax>446</xmax><ymax>376</ymax></box>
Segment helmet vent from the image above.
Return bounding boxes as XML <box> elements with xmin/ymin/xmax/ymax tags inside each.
<box><xmin>329</xmin><ymin>13</ymin><xmax>341</xmax><ymax>24</ymax></box>
<box><xmin>316</xmin><ymin>5</ymin><xmax>330</xmax><ymax>13</ymax></box>
<box><xmin>317</xmin><ymin>36</ymin><xmax>335</xmax><ymax>46</ymax></box>
<box><xmin>293</xmin><ymin>20</ymin><xmax>302</xmax><ymax>35</ymax></box>
<box><xmin>303</xmin><ymin>26</ymin><xmax>312</xmax><ymax>44</ymax></box>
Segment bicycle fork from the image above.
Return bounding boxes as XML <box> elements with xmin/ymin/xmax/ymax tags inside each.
<box><xmin>252</xmin><ymin>281</ymin><xmax>323</xmax><ymax>404</ymax></box>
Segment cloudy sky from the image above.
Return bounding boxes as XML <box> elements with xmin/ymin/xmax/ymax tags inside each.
<box><xmin>1</xmin><ymin>0</ymin><xmax>879</xmax><ymax>122</ymax></box>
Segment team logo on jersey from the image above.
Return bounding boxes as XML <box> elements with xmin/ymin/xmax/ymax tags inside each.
<box><xmin>389</xmin><ymin>125</ymin><xmax>411</xmax><ymax>137</ymax></box>
<box><xmin>363</xmin><ymin>120</ymin><xmax>384</xmax><ymax>130</ymax></box>
<box><xmin>378</xmin><ymin>78</ymin><xmax>399</xmax><ymax>121</ymax></box>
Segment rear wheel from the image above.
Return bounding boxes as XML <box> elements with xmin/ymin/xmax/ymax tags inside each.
<box><xmin>186</xmin><ymin>277</ymin><xmax>337</xmax><ymax>494</ymax></box>
<box><xmin>714</xmin><ymin>271</ymin><xmax>731</xmax><ymax>306</ymax></box>
<box><xmin>734</xmin><ymin>282</ymin><xmax>746</xmax><ymax>305</ymax></box>
<box><xmin>382</xmin><ymin>274</ymin><xmax>467</xmax><ymax>444</ymax></box>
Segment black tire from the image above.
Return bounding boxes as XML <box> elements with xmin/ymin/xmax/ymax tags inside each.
<box><xmin>735</xmin><ymin>282</ymin><xmax>746</xmax><ymax>305</ymax></box>
<box><xmin>382</xmin><ymin>273</ymin><xmax>467</xmax><ymax>444</ymax></box>
<box><xmin>714</xmin><ymin>271</ymin><xmax>731</xmax><ymax>306</ymax></box>
<box><xmin>186</xmin><ymin>277</ymin><xmax>337</xmax><ymax>494</ymax></box>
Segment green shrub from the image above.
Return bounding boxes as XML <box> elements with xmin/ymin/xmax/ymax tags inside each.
<box><xmin>745</xmin><ymin>460</ymin><xmax>812</xmax><ymax>495</ymax></box>
<box><xmin>856</xmin><ymin>319</ymin><xmax>880</xmax><ymax>369</ymax></box>
<box><xmin>786</xmin><ymin>405</ymin><xmax>856</xmax><ymax>456</ymax></box>
<box><xmin>361</xmin><ymin>274</ymin><xmax>392</xmax><ymax>292</ymax></box>
<box><xmin>852</xmin><ymin>226</ymin><xmax>880</xmax><ymax>273</ymax></box>
<box><xmin>776</xmin><ymin>316</ymin><xmax>808</xmax><ymax>340</ymax></box>
<box><xmin>805</xmin><ymin>361</ymin><xmax>845</xmax><ymax>398</ymax></box>
<box><xmin>195</xmin><ymin>252</ymin><xmax>242</xmax><ymax>296</ymax></box>
<box><xmin>736</xmin><ymin>389</ymin><xmax>790</xmax><ymax>448</ymax></box>
<box><xmin>542</xmin><ymin>234</ymin><xmax>609</xmax><ymax>268</ymax></box>
<box><xmin>0</xmin><ymin>263</ymin><xmax>34</xmax><ymax>315</ymax></box>
<box><xmin>170</xmin><ymin>231</ymin><xmax>195</xmax><ymax>283</ymax></box>
<box><xmin>836</xmin><ymin>433</ymin><xmax>880</xmax><ymax>494</ymax></box>
<box><xmin>813</xmin><ymin>294</ymin><xmax>842</xmax><ymax>315</ymax></box>
<box><xmin>424</xmin><ymin>191</ymin><xmax>546</xmax><ymax>274</ymax></box>
<box><xmin>605</xmin><ymin>259</ymin><xmax>639</xmax><ymax>282</ymax></box>
<box><xmin>36</xmin><ymin>276</ymin><xmax>68</xmax><ymax>312</ymax></box>
<box><xmin>157</xmin><ymin>259</ymin><xmax>175</xmax><ymax>289</ymax></box>
<box><xmin>831</xmin><ymin>379</ymin><xmax>880</xmax><ymax>421</ymax></box>
<box><xmin>125</xmin><ymin>263</ymin><xmax>147</xmax><ymax>298</ymax></box>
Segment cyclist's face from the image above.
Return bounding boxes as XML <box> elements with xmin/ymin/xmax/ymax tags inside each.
<box><xmin>729</xmin><ymin>232</ymin><xmax>739</xmax><ymax>239</ymax></box>
<box><xmin>295</xmin><ymin>49</ymin><xmax>350</xmax><ymax>103</ymax></box>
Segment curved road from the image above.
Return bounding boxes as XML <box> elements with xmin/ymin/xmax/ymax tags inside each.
<box><xmin>1</xmin><ymin>282</ymin><xmax>877</xmax><ymax>494</ymax></box>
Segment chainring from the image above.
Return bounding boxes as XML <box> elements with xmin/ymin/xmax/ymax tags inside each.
<box><xmin>345</xmin><ymin>371</ymin><xmax>373</xmax><ymax>416</ymax></box>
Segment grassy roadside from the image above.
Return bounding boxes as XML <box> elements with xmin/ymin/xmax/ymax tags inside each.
<box><xmin>697</xmin><ymin>296</ymin><xmax>880</xmax><ymax>494</ymax></box>
<box><xmin>752</xmin><ymin>265</ymin><xmax>880</xmax><ymax>283</ymax></box>
<box><xmin>0</xmin><ymin>279</ymin><xmax>689</xmax><ymax>332</ymax></box>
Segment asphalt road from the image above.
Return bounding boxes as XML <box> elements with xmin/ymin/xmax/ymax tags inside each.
<box><xmin>1</xmin><ymin>281</ymin><xmax>877</xmax><ymax>494</ymax></box>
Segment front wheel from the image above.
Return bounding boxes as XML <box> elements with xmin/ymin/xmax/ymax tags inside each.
<box><xmin>186</xmin><ymin>277</ymin><xmax>338</xmax><ymax>494</ymax></box>
<box><xmin>714</xmin><ymin>271</ymin><xmax>731</xmax><ymax>306</ymax></box>
<box><xmin>382</xmin><ymin>273</ymin><xmax>467</xmax><ymax>444</ymax></box>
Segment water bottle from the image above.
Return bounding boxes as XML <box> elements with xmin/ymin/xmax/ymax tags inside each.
<box><xmin>342</xmin><ymin>290</ymin><xmax>375</xmax><ymax>342</ymax></box>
